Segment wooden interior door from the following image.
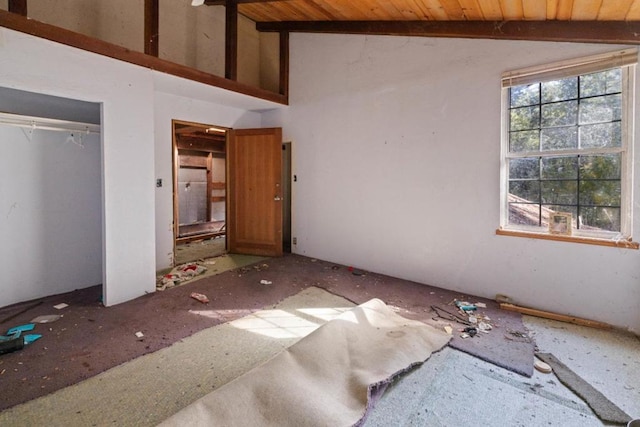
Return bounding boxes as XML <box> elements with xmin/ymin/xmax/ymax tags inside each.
<box><xmin>227</xmin><ymin>127</ymin><xmax>283</xmax><ymax>256</ymax></box>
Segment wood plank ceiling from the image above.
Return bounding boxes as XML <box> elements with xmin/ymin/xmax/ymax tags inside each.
<box><xmin>232</xmin><ymin>0</ymin><xmax>640</xmax><ymax>22</ymax></box>
<box><xmin>221</xmin><ymin>0</ymin><xmax>640</xmax><ymax>45</ymax></box>
<box><xmin>3</xmin><ymin>0</ymin><xmax>640</xmax><ymax>106</ymax></box>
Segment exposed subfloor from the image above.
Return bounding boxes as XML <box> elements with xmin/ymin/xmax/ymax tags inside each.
<box><xmin>174</xmin><ymin>235</ymin><xmax>227</xmax><ymax>265</ymax></box>
<box><xmin>365</xmin><ymin>316</ymin><xmax>640</xmax><ymax>426</ymax></box>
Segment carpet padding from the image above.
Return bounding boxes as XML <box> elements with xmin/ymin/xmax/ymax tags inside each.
<box><xmin>444</xmin><ymin>303</ymin><xmax>536</xmax><ymax>377</ymax></box>
<box><xmin>160</xmin><ymin>298</ymin><xmax>451</xmax><ymax>426</ymax></box>
<box><xmin>536</xmin><ymin>352</ymin><xmax>632</xmax><ymax>425</ymax></box>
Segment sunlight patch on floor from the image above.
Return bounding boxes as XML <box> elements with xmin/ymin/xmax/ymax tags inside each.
<box><xmin>229</xmin><ymin>309</ymin><xmax>324</xmax><ymax>339</ymax></box>
<box><xmin>188</xmin><ymin>308</ymin><xmax>254</xmax><ymax>321</ymax></box>
<box><xmin>195</xmin><ymin>306</ymin><xmax>350</xmax><ymax>339</ymax></box>
<box><xmin>189</xmin><ymin>301</ymin><xmax>354</xmax><ymax>339</ymax></box>
<box><xmin>296</xmin><ymin>307</ymin><xmax>352</xmax><ymax>321</ymax></box>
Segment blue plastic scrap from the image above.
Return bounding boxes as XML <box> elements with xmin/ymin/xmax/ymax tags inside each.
<box><xmin>0</xmin><ymin>323</ymin><xmax>41</xmax><ymax>355</ymax></box>
<box><xmin>7</xmin><ymin>323</ymin><xmax>35</xmax><ymax>335</ymax></box>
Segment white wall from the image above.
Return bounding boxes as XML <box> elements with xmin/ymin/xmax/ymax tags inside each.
<box><xmin>159</xmin><ymin>0</ymin><xmax>223</xmax><ymax>78</ymax></box>
<box><xmin>0</xmin><ymin>25</ymin><xmax>282</xmax><ymax>307</ymax></box>
<box><xmin>0</xmin><ymin>27</ymin><xmax>156</xmax><ymax>307</ymax></box>
<box><xmin>159</xmin><ymin>1</ymin><xmax>262</xmax><ymax>88</ymax></box>
<box><xmin>262</xmin><ymin>33</ymin><xmax>640</xmax><ymax>333</ymax></box>
<box><xmin>0</xmin><ymin>127</ymin><xmax>102</xmax><ymax>305</ymax></box>
<box><xmin>28</xmin><ymin>0</ymin><xmax>144</xmax><ymax>52</ymax></box>
<box><xmin>259</xmin><ymin>32</ymin><xmax>280</xmax><ymax>93</ymax></box>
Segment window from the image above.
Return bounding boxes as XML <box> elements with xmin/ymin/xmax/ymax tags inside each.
<box><xmin>499</xmin><ymin>50</ymin><xmax>637</xmax><ymax>246</ymax></box>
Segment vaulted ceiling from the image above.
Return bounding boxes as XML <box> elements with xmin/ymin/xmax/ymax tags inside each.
<box><xmin>202</xmin><ymin>0</ymin><xmax>640</xmax><ymax>46</ymax></box>
<box><xmin>229</xmin><ymin>0</ymin><xmax>640</xmax><ymax>22</ymax></box>
<box><xmin>2</xmin><ymin>0</ymin><xmax>640</xmax><ymax>106</ymax></box>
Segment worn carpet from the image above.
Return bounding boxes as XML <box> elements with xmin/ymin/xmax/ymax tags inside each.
<box><xmin>0</xmin><ymin>254</ymin><xmax>534</xmax><ymax>411</ymax></box>
<box><xmin>0</xmin><ymin>287</ymin><xmax>355</xmax><ymax>426</ymax></box>
<box><xmin>160</xmin><ymin>298</ymin><xmax>451</xmax><ymax>427</ymax></box>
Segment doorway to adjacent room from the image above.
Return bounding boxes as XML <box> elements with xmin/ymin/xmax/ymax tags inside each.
<box><xmin>172</xmin><ymin>120</ymin><xmax>228</xmax><ymax>264</ymax></box>
<box><xmin>172</xmin><ymin>121</ymin><xmax>290</xmax><ymax>265</ymax></box>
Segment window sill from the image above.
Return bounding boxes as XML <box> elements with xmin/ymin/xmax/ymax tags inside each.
<box><xmin>495</xmin><ymin>228</ymin><xmax>639</xmax><ymax>249</ymax></box>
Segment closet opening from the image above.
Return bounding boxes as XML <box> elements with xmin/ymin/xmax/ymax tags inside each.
<box><xmin>0</xmin><ymin>86</ymin><xmax>103</xmax><ymax>308</ymax></box>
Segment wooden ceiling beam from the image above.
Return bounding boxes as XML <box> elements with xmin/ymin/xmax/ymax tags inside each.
<box><xmin>8</xmin><ymin>0</ymin><xmax>27</xmax><ymax>16</ymax></box>
<box><xmin>175</xmin><ymin>125</ymin><xmax>225</xmax><ymax>135</ymax></box>
<box><xmin>176</xmin><ymin>137</ymin><xmax>226</xmax><ymax>153</ymax></box>
<box><xmin>179</xmin><ymin>132</ymin><xmax>226</xmax><ymax>141</ymax></box>
<box><xmin>256</xmin><ymin>20</ymin><xmax>640</xmax><ymax>44</ymax></box>
<box><xmin>226</xmin><ymin>0</ymin><xmax>238</xmax><ymax>80</ymax></box>
<box><xmin>279</xmin><ymin>31</ymin><xmax>289</xmax><ymax>99</ymax></box>
<box><xmin>144</xmin><ymin>0</ymin><xmax>159</xmax><ymax>57</ymax></box>
<box><xmin>204</xmin><ymin>0</ymin><xmax>292</xmax><ymax>5</ymax></box>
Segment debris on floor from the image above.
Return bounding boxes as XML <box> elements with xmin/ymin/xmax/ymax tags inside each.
<box><xmin>0</xmin><ymin>334</ymin><xmax>24</xmax><ymax>355</ymax></box>
<box><xmin>534</xmin><ymin>358</ymin><xmax>552</xmax><ymax>374</ymax></box>
<box><xmin>237</xmin><ymin>263</ymin><xmax>269</xmax><ymax>277</ymax></box>
<box><xmin>135</xmin><ymin>331</ymin><xmax>144</xmax><ymax>339</ymax></box>
<box><xmin>260</xmin><ymin>280</ymin><xmax>272</xmax><ymax>285</ymax></box>
<box><xmin>348</xmin><ymin>266</ymin><xmax>366</xmax><ymax>276</ymax></box>
<box><xmin>0</xmin><ymin>323</ymin><xmax>42</xmax><ymax>355</ymax></box>
<box><xmin>7</xmin><ymin>324</ymin><xmax>35</xmax><ymax>335</ymax></box>
<box><xmin>431</xmin><ymin>305</ymin><xmax>471</xmax><ymax>325</ymax></box>
<box><xmin>455</xmin><ymin>300</ymin><xmax>477</xmax><ymax>311</ymax></box>
<box><xmin>254</xmin><ymin>263</ymin><xmax>269</xmax><ymax>272</ymax></box>
<box><xmin>190</xmin><ymin>292</ymin><xmax>210</xmax><ymax>304</ymax></box>
<box><xmin>431</xmin><ymin>299</ymin><xmax>496</xmax><ymax>339</ymax></box>
<box><xmin>53</xmin><ymin>303</ymin><xmax>69</xmax><ymax>310</ymax></box>
<box><xmin>505</xmin><ymin>328</ymin><xmax>532</xmax><ymax>343</ymax></box>
<box><xmin>30</xmin><ymin>315</ymin><xmax>62</xmax><ymax>324</ymax></box>
<box><xmin>462</xmin><ymin>327</ymin><xmax>478</xmax><ymax>337</ymax></box>
<box><xmin>495</xmin><ymin>293</ymin><xmax>514</xmax><ymax>304</ymax></box>
<box><xmin>157</xmin><ymin>263</ymin><xmax>207</xmax><ymax>291</ymax></box>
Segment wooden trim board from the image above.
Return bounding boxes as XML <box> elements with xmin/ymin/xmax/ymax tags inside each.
<box><xmin>500</xmin><ymin>303</ymin><xmax>612</xmax><ymax>330</ymax></box>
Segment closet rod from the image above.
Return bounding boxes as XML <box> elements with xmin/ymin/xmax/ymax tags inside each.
<box><xmin>0</xmin><ymin>112</ymin><xmax>101</xmax><ymax>134</ymax></box>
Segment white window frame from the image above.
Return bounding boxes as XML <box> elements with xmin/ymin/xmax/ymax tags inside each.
<box><xmin>499</xmin><ymin>49</ymin><xmax>637</xmax><ymax>244</ymax></box>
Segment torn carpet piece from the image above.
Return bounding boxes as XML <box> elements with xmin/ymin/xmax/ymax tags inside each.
<box><xmin>156</xmin><ymin>263</ymin><xmax>207</xmax><ymax>290</ymax></box>
<box><xmin>431</xmin><ymin>302</ymin><xmax>535</xmax><ymax>377</ymax></box>
<box><xmin>536</xmin><ymin>353</ymin><xmax>632</xmax><ymax>425</ymax></box>
<box><xmin>160</xmin><ymin>298</ymin><xmax>451</xmax><ymax>427</ymax></box>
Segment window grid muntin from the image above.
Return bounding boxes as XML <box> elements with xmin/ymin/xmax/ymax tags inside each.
<box><xmin>506</xmin><ymin>68</ymin><xmax>625</xmax><ymax>233</ymax></box>
<box><xmin>508</xmin><ymin>155</ymin><xmax>622</xmax><ymax>230</ymax></box>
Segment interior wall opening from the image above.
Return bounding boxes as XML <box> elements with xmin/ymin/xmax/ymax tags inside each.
<box><xmin>172</xmin><ymin>120</ymin><xmax>228</xmax><ymax>265</ymax></box>
<box><xmin>0</xmin><ymin>87</ymin><xmax>103</xmax><ymax>308</ymax></box>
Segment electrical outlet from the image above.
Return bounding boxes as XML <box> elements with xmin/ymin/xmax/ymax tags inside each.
<box><xmin>292</xmin><ymin>237</ymin><xmax>297</xmax><ymax>245</ymax></box>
